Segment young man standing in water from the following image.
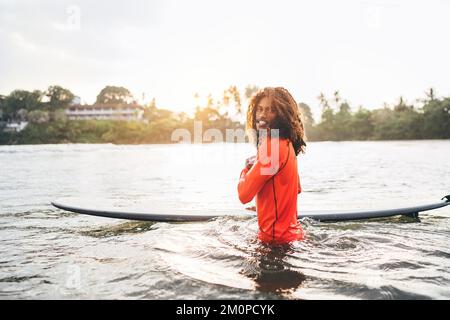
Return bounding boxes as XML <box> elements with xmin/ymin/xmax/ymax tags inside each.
<box><xmin>238</xmin><ymin>87</ymin><xmax>307</xmax><ymax>243</ymax></box>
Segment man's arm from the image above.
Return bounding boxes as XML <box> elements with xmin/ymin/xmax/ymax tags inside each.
<box><xmin>237</xmin><ymin>162</ymin><xmax>274</xmax><ymax>204</ymax></box>
<box><xmin>237</xmin><ymin>137</ymin><xmax>286</xmax><ymax>204</ymax></box>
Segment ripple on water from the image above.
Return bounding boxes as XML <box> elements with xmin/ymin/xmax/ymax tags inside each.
<box><xmin>78</xmin><ymin>221</ymin><xmax>158</xmax><ymax>238</ymax></box>
<box><xmin>1</xmin><ymin>142</ymin><xmax>450</xmax><ymax>299</ymax></box>
<box><xmin>146</xmin><ymin>217</ymin><xmax>309</xmax><ymax>297</ymax></box>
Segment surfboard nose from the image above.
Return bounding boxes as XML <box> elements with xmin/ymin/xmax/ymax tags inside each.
<box><xmin>442</xmin><ymin>195</ymin><xmax>450</xmax><ymax>202</ymax></box>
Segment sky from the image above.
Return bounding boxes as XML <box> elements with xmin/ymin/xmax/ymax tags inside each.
<box><xmin>1</xmin><ymin>0</ymin><xmax>449</xmax><ymax>120</ymax></box>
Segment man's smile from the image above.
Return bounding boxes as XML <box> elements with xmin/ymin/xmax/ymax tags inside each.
<box><xmin>256</xmin><ymin>120</ymin><xmax>269</xmax><ymax>129</ymax></box>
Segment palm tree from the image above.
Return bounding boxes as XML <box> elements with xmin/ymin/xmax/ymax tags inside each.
<box><xmin>317</xmin><ymin>92</ymin><xmax>330</xmax><ymax>110</ymax></box>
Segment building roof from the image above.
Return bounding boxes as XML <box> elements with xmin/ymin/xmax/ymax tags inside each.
<box><xmin>68</xmin><ymin>103</ymin><xmax>143</xmax><ymax>109</ymax></box>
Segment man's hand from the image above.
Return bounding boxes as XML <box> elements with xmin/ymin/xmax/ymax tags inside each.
<box><xmin>245</xmin><ymin>155</ymin><xmax>256</xmax><ymax>170</ymax></box>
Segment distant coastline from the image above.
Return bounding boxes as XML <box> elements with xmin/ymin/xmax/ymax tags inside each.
<box><xmin>1</xmin><ymin>119</ymin><xmax>449</xmax><ymax>146</ymax></box>
<box><xmin>1</xmin><ymin>85</ymin><xmax>449</xmax><ymax>145</ymax></box>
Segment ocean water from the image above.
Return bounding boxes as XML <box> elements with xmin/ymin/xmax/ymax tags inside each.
<box><xmin>0</xmin><ymin>140</ymin><xmax>449</xmax><ymax>299</ymax></box>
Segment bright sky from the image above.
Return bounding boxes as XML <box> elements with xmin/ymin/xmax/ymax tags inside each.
<box><xmin>1</xmin><ymin>0</ymin><xmax>449</xmax><ymax>119</ymax></box>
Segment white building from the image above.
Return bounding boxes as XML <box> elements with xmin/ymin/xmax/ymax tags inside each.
<box><xmin>65</xmin><ymin>103</ymin><xmax>144</xmax><ymax>121</ymax></box>
<box><xmin>3</xmin><ymin>121</ymin><xmax>29</xmax><ymax>132</ymax></box>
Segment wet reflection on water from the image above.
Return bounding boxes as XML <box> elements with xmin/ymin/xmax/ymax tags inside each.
<box><xmin>241</xmin><ymin>243</ymin><xmax>306</xmax><ymax>295</ymax></box>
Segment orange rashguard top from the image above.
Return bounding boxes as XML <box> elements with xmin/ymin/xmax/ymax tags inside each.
<box><xmin>238</xmin><ymin>136</ymin><xmax>305</xmax><ymax>243</ymax></box>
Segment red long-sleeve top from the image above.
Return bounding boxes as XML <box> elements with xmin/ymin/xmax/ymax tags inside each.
<box><xmin>238</xmin><ymin>137</ymin><xmax>305</xmax><ymax>243</ymax></box>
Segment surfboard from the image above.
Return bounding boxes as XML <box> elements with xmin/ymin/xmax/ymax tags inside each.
<box><xmin>51</xmin><ymin>195</ymin><xmax>450</xmax><ymax>222</ymax></box>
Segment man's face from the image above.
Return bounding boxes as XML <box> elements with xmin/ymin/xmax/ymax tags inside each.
<box><xmin>255</xmin><ymin>97</ymin><xmax>278</xmax><ymax>130</ymax></box>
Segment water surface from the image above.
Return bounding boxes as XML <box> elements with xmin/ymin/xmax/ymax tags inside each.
<box><xmin>0</xmin><ymin>141</ymin><xmax>449</xmax><ymax>299</ymax></box>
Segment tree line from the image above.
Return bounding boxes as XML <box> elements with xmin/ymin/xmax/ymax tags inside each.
<box><xmin>0</xmin><ymin>85</ymin><xmax>449</xmax><ymax>144</ymax></box>
<box><xmin>300</xmin><ymin>89</ymin><xmax>450</xmax><ymax>140</ymax></box>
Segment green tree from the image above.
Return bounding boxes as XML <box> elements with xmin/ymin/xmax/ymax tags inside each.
<box><xmin>222</xmin><ymin>86</ymin><xmax>242</xmax><ymax>114</ymax></box>
<box><xmin>371</xmin><ymin>103</ymin><xmax>423</xmax><ymax>140</ymax></box>
<box><xmin>371</xmin><ymin>107</ymin><xmax>394</xmax><ymax>139</ymax></box>
<box><xmin>0</xmin><ymin>95</ymin><xmax>5</xmax><ymax>120</ymax></box>
<box><xmin>394</xmin><ymin>96</ymin><xmax>409</xmax><ymax>112</ymax></box>
<box><xmin>143</xmin><ymin>98</ymin><xmax>158</xmax><ymax>121</ymax></box>
<box><xmin>334</xmin><ymin>102</ymin><xmax>352</xmax><ymax>140</ymax></box>
<box><xmin>298</xmin><ymin>102</ymin><xmax>315</xmax><ymax>139</ymax></box>
<box><xmin>316</xmin><ymin>92</ymin><xmax>335</xmax><ymax>140</ymax></box>
<box><xmin>96</xmin><ymin>86</ymin><xmax>133</xmax><ymax>105</ymax></box>
<box><xmin>298</xmin><ymin>102</ymin><xmax>314</xmax><ymax>126</ymax></box>
<box><xmin>194</xmin><ymin>106</ymin><xmax>221</xmax><ymax>123</ymax></box>
<box><xmin>424</xmin><ymin>88</ymin><xmax>436</xmax><ymax>102</ymax></box>
<box><xmin>45</xmin><ymin>85</ymin><xmax>75</xmax><ymax>110</ymax></box>
<box><xmin>350</xmin><ymin>107</ymin><xmax>373</xmax><ymax>140</ymax></box>
<box><xmin>244</xmin><ymin>85</ymin><xmax>259</xmax><ymax>100</ymax></box>
<box><xmin>3</xmin><ymin>90</ymin><xmax>43</xmax><ymax>120</ymax></box>
<box><xmin>27</xmin><ymin>110</ymin><xmax>50</xmax><ymax>124</ymax></box>
<box><xmin>422</xmin><ymin>97</ymin><xmax>450</xmax><ymax>138</ymax></box>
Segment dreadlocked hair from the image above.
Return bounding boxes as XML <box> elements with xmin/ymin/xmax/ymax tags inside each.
<box><xmin>246</xmin><ymin>87</ymin><xmax>307</xmax><ymax>156</ymax></box>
